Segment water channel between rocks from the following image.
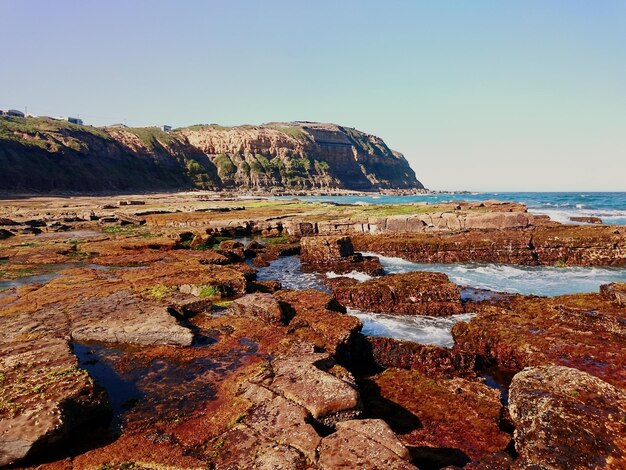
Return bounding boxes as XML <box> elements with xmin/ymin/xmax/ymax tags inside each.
<box><xmin>255</xmin><ymin>253</ymin><xmax>626</xmax><ymax>348</ymax></box>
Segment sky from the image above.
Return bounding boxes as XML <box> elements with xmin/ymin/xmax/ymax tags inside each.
<box><xmin>1</xmin><ymin>0</ymin><xmax>625</xmax><ymax>191</ymax></box>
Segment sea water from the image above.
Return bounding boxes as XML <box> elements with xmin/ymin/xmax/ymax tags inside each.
<box><xmin>275</xmin><ymin>192</ymin><xmax>626</xmax><ymax>225</ymax></box>
<box><xmin>364</xmin><ymin>252</ymin><xmax>626</xmax><ymax>297</ymax></box>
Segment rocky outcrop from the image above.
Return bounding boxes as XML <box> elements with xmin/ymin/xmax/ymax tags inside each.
<box><xmin>452</xmin><ymin>290</ymin><xmax>626</xmax><ymax>388</ymax></box>
<box><xmin>318</xmin><ymin>419</ymin><xmax>415</xmax><ymax>469</ymax></box>
<box><xmin>509</xmin><ymin>366</ymin><xmax>626</xmax><ymax>469</ymax></box>
<box><xmin>353</xmin><ymin>224</ymin><xmax>626</xmax><ymax>266</ymax></box>
<box><xmin>354</xmin><ymin>336</ymin><xmax>476</xmax><ymax>378</ymax></box>
<box><xmin>0</xmin><ymin>117</ymin><xmax>422</xmax><ymax>192</ymax></box>
<box><xmin>334</xmin><ymin>271</ymin><xmax>464</xmax><ymax>316</ymax></box>
<box><xmin>600</xmin><ymin>282</ymin><xmax>626</xmax><ymax>306</ymax></box>
<box><xmin>360</xmin><ymin>368</ymin><xmax>511</xmax><ymax>467</ymax></box>
<box><xmin>300</xmin><ymin>235</ymin><xmax>384</xmax><ymax>275</ymax></box>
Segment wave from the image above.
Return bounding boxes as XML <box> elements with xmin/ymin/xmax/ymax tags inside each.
<box><xmin>348</xmin><ymin>308</ymin><xmax>474</xmax><ymax>347</ymax></box>
<box><xmin>363</xmin><ymin>252</ymin><xmax>626</xmax><ymax>296</ymax></box>
<box><xmin>326</xmin><ymin>271</ymin><xmax>373</xmax><ymax>282</ymax></box>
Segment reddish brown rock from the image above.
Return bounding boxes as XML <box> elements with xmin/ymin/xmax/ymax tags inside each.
<box><xmin>319</xmin><ymin>419</ymin><xmax>415</xmax><ymax>470</ymax></box>
<box><xmin>600</xmin><ymin>282</ymin><xmax>626</xmax><ymax>307</ymax></box>
<box><xmin>509</xmin><ymin>366</ymin><xmax>626</xmax><ymax>469</ymax></box>
<box><xmin>274</xmin><ymin>290</ymin><xmax>362</xmax><ymax>357</ymax></box>
<box><xmin>333</xmin><ymin>271</ymin><xmax>464</xmax><ymax>316</ymax></box>
<box><xmin>570</xmin><ymin>215</ymin><xmax>603</xmax><ymax>224</ymax></box>
<box><xmin>269</xmin><ymin>353</ymin><xmax>361</xmax><ymax>426</ymax></box>
<box><xmin>353</xmin><ymin>225</ymin><xmax>626</xmax><ymax>266</ymax></box>
<box><xmin>301</xmin><ymin>235</ymin><xmax>384</xmax><ymax>276</ymax></box>
<box><xmin>452</xmin><ymin>293</ymin><xmax>626</xmax><ymax>389</ymax></box>
<box><xmin>0</xmin><ymin>339</ymin><xmax>109</xmax><ymax>467</ymax></box>
<box><xmin>230</xmin><ymin>293</ymin><xmax>286</xmax><ymax>325</ymax></box>
<box><xmin>301</xmin><ymin>235</ymin><xmax>356</xmax><ymax>263</ymax></box>
<box><xmin>356</xmin><ymin>336</ymin><xmax>476</xmax><ymax>378</ymax></box>
<box><xmin>360</xmin><ymin>368</ymin><xmax>510</xmax><ymax>466</ymax></box>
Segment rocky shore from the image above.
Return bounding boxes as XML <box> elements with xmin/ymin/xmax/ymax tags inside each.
<box><xmin>0</xmin><ymin>194</ymin><xmax>625</xmax><ymax>469</ymax></box>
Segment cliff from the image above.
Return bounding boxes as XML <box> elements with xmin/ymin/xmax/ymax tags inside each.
<box><xmin>0</xmin><ymin>117</ymin><xmax>423</xmax><ymax>193</ymax></box>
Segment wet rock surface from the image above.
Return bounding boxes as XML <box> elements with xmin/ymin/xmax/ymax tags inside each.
<box><xmin>359</xmin><ymin>368</ymin><xmax>511</xmax><ymax>467</ymax></box>
<box><xmin>452</xmin><ymin>290</ymin><xmax>626</xmax><ymax>388</ymax></box>
<box><xmin>509</xmin><ymin>365</ymin><xmax>626</xmax><ymax>469</ymax></box>
<box><xmin>1</xmin><ymin>195</ymin><xmax>625</xmax><ymax>468</ymax></box>
<box><xmin>301</xmin><ymin>234</ymin><xmax>385</xmax><ymax>276</ymax></box>
<box><xmin>353</xmin><ymin>224</ymin><xmax>626</xmax><ymax>266</ymax></box>
<box><xmin>334</xmin><ymin>271</ymin><xmax>464</xmax><ymax>316</ymax></box>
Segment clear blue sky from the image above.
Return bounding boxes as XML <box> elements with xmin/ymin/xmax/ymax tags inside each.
<box><xmin>2</xmin><ymin>1</ymin><xmax>625</xmax><ymax>191</ymax></box>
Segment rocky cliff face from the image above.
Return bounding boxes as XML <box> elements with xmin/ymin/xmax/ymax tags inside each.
<box><xmin>0</xmin><ymin>117</ymin><xmax>423</xmax><ymax>192</ymax></box>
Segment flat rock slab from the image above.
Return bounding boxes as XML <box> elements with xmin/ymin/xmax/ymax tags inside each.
<box><xmin>509</xmin><ymin>365</ymin><xmax>626</xmax><ymax>469</ymax></box>
<box><xmin>269</xmin><ymin>353</ymin><xmax>360</xmax><ymax>426</ymax></box>
<box><xmin>319</xmin><ymin>419</ymin><xmax>416</xmax><ymax>470</ymax></box>
<box><xmin>333</xmin><ymin>271</ymin><xmax>463</xmax><ymax>316</ymax></box>
<box><xmin>71</xmin><ymin>294</ymin><xmax>194</xmax><ymax>346</ymax></box>
<box><xmin>452</xmin><ymin>291</ymin><xmax>626</xmax><ymax>388</ymax></box>
<box><xmin>231</xmin><ymin>292</ymin><xmax>286</xmax><ymax>325</ymax></box>
<box><xmin>0</xmin><ymin>339</ymin><xmax>108</xmax><ymax>466</ymax></box>
<box><xmin>360</xmin><ymin>368</ymin><xmax>510</xmax><ymax>465</ymax></box>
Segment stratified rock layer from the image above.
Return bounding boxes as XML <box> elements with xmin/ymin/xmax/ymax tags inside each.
<box><xmin>0</xmin><ymin>117</ymin><xmax>422</xmax><ymax>192</ymax></box>
<box><xmin>334</xmin><ymin>271</ymin><xmax>464</xmax><ymax>316</ymax></box>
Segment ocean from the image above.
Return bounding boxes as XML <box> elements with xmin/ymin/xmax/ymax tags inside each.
<box><xmin>276</xmin><ymin>192</ymin><xmax>626</xmax><ymax>225</ymax></box>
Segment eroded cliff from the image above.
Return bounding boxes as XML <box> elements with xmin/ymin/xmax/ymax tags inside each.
<box><xmin>0</xmin><ymin>117</ymin><xmax>423</xmax><ymax>192</ymax></box>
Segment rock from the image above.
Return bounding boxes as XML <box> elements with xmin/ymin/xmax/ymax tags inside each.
<box><xmin>230</xmin><ymin>293</ymin><xmax>286</xmax><ymax>325</ymax></box>
<box><xmin>20</xmin><ymin>227</ymin><xmax>42</xmax><ymax>235</ymax></box>
<box><xmin>71</xmin><ymin>303</ymin><xmax>194</xmax><ymax>347</ymax></box>
<box><xmin>333</xmin><ymin>271</ymin><xmax>464</xmax><ymax>316</ymax></box>
<box><xmin>274</xmin><ymin>290</ymin><xmax>362</xmax><ymax>358</ymax></box>
<box><xmin>0</xmin><ymin>218</ymin><xmax>19</xmax><ymax>226</ymax></box>
<box><xmin>600</xmin><ymin>282</ymin><xmax>626</xmax><ymax>306</ymax></box>
<box><xmin>354</xmin><ymin>335</ymin><xmax>476</xmax><ymax>378</ymax></box>
<box><xmin>167</xmin><ymin>296</ymin><xmax>213</xmax><ymax>318</ymax></box>
<box><xmin>319</xmin><ymin>419</ymin><xmax>416</xmax><ymax>470</ymax></box>
<box><xmin>353</xmin><ymin>225</ymin><xmax>626</xmax><ymax>266</ymax></box>
<box><xmin>0</xmin><ymin>229</ymin><xmax>14</xmax><ymax>240</ymax></box>
<box><xmin>301</xmin><ymin>235</ymin><xmax>355</xmax><ymax>263</ymax></box>
<box><xmin>248</xmin><ymin>279</ymin><xmax>282</xmax><ymax>293</ymax></box>
<box><xmin>452</xmin><ymin>293</ymin><xmax>626</xmax><ymax>388</ymax></box>
<box><xmin>269</xmin><ymin>353</ymin><xmax>361</xmax><ymax>426</ymax></box>
<box><xmin>509</xmin><ymin>365</ymin><xmax>626</xmax><ymax>469</ymax></box>
<box><xmin>0</xmin><ymin>339</ymin><xmax>110</xmax><ymax>466</ymax></box>
<box><xmin>300</xmin><ymin>235</ymin><xmax>384</xmax><ymax>276</ymax></box>
<box><xmin>246</xmin><ymin>393</ymin><xmax>321</xmax><ymax>461</ymax></box>
<box><xmin>360</xmin><ymin>368</ymin><xmax>510</xmax><ymax>465</ymax></box>
<box><xmin>570</xmin><ymin>215</ymin><xmax>603</xmax><ymax>224</ymax></box>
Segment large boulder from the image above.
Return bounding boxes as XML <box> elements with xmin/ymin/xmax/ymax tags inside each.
<box><xmin>509</xmin><ymin>365</ymin><xmax>626</xmax><ymax>469</ymax></box>
<box><xmin>274</xmin><ymin>290</ymin><xmax>362</xmax><ymax>358</ymax></box>
<box><xmin>333</xmin><ymin>271</ymin><xmax>464</xmax><ymax>316</ymax></box>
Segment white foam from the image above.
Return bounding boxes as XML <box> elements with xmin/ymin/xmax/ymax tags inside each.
<box><xmin>326</xmin><ymin>271</ymin><xmax>373</xmax><ymax>282</ymax></box>
<box><xmin>348</xmin><ymin>308</ymin><xmax>474</xmax><ymax>347</ymax></box>
<box><xmin>362</xmin><ymin>252</ymin><xmax>626</xmax><ymax>296</ymax></box>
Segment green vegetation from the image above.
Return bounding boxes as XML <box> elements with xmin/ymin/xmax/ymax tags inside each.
<box><xmin>277</xmin><ymin>126</ymin><xmax>307</xmax><ymax>140</ymax></box>
<box><xmin>214</xmin><ymin>154</ymin><xmax>237</xmax><ymax>178</ymax></box>
<box><xmin>212</xmin><ymin>300</ymin><xmax>233</xmax><ymax>309</ymax></box>
<box><xmin>123</xmin><ymin>126</ymin><xmax>175</xmax><ymax>151</ymax></box>
<box><xmin>198</xmin><ymin>285</ymin><xmax>221</xmax><ymax>298</ymax></box>
<box><xmin>147</xmin><ymin>284</ymin><xmax>173</xmax><ymax>300</ymax></box>
<box><xmin>262</xmin><ymin>235</ymin><xmax>289</xmax><ymax>245</ymax></box>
